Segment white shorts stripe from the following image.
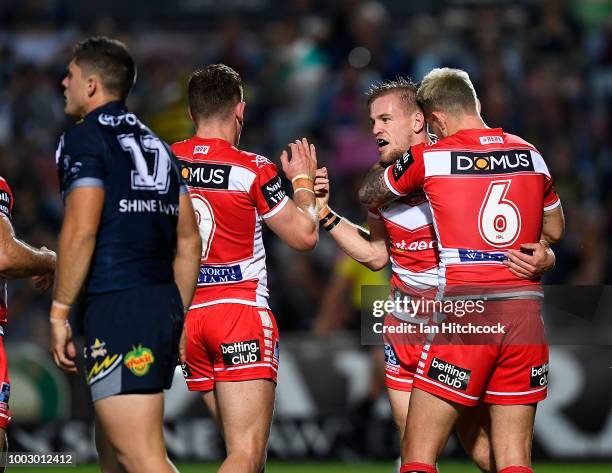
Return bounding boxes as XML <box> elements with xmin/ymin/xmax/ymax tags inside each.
<box><xmin>485</xmin><ymin>386</ymin><xmax>547</xmax><ymax>396</ymax></box>
<box><xmin>259</xmin><ymin>310</ymin><xmax>273</xmax><ymax>328</ymax></box>
<box><xmin>414</xmin><ymin>374</ymin><xmax>480</xmax><ymax>401</ymax></box>
<box><xmin>386</xmin><ymin>374</ymin><xmax>414</xmax><ymax>383</ymax></box>
<box><xmin>185</xmin><ymin>376</ymin><xmax>212</xmax><ymax>382</ymax></box>
<box><xmin>214</xmin><ymin>363</ymin><xmax>278</xmax><ymax>373</ymax></box>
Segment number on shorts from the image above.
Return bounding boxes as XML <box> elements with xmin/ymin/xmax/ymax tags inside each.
<box><xmin>118</xmin><ymin>134</ymin><xmax>171</xmax><ymax>193</ymax></box>
<box><xmin>191</xmin><ymin>194</ymin><xmax>216</xmax><ymax>259</ymax></box>
<box><xmin>478</xmin><ymin>179</ymin><xmax>521</xmax><ymax>247</ymax></box>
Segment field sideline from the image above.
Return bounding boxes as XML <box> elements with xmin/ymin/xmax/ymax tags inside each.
<box><xmin>12</xmin><ymin>462</ymin><xmax>612</xmax><ymax>472</ymax></box>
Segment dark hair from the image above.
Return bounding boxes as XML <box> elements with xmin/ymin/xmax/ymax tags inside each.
<box><xmin>188</xmin><ymin>64</ymin><xmax>243</xmax><ymax>122</ymax></box>
<box><xmin>72</xmin><ymin>37</ymin><xmax>136</xmax><ymax>101</ymax></box>
<box><xmin>366</xmin><ymin>77</ymin><xmax>419</xmax><ymax>113</ymax></box>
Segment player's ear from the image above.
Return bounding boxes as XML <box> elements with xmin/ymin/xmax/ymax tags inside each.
<box><xmin>86</xmin><ymin>74</ymin><xmax>98</xmax><ymax>98</ymax></box>
<box><xmin>476</xmin><ymin>98</ymin><xmax>482</xmax><ymax>115</ymax></box>
<box><xmin>187</xmin><ymin>106</ymin><xmax>194</xmax><ymax>123</ymax></box>
<box><xmin>430</xmin><ymin>111</ymin><xmax>446</xmax><ymax>136</ymax></box>
<box><xmin>413</xmin><ymin>110</ymin><xmax>425</xmax><ymax>134</ymax></box>
<box><xmin>235</xmin><ymin>101</ymin><xmax>245</xmax><ymax>127</ymax></box>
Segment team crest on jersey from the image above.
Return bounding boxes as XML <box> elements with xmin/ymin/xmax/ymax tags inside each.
<box><xmin>124</xmin><ymin>345</ymin><xmax>155</xmax><ymax>376</ymax></box>
<box><xmin>88</xmin><ymin>353</ymin><xmax>123</xmax><ymax>385</ymax></box>
<box><xmin>252</xmin><ymin>155</ymin><xmax>272</xmax><ymax>168</ymax></box>
<box><xmin>392</xmin><ymin>150</ymin><xmax>414</xmax><ymax>181</ymax></box>
<box><xmin>450</xmin><ymin>151</ymin><xmax>534</xmax><ymax>174</ymax></box>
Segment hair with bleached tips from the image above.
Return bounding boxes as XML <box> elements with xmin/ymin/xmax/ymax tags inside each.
<box><xmin>416</xmin><ymin>68</ymin><xmax>478</xmax><ymax>116</ymax></box>
<box><xmin>366</xmin><ymin>77</ymin><xmax>419</xmax><ymax>114</ymax></box>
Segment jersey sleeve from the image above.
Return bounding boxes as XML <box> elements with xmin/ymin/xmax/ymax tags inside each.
<box><xmin>543</xmin><ymin>175</ymin><xmax>561</xmax><ymax>211</ymax></box>
<box><xmin>0</xmin><ymin>178</ymin><xmax>14</xmax><ymax>220</ymax></box>
<box><xmin>56</xmin><ymin>124</ymin><xmax>106</xmax><ymax>199</ymax></box>
<box><xmin>383</xmin><ymin>146</ymin><xmax>426</xmax><ymax>196</ymax></box>
<box><xmin>250</xmin><ymin>160</ymin><xmax>289</xmax><ymax>219</ymax></box>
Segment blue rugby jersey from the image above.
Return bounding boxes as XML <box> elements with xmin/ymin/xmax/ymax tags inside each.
<box><xmin>56</xmin><ymin>101</ymin><xmax>187</xmax><ymax>294</ymax></box>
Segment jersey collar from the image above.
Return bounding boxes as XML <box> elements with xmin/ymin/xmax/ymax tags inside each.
<box><xmin>85</xmin><ymin>100</ymin><xmax>127</xmax><ymax>120</ymax></box>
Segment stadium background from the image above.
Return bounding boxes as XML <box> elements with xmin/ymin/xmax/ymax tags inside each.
<box><xmin>1</xmin><ymin>0</ymin><xmax>611</xmax><ymax>471</ymax></box>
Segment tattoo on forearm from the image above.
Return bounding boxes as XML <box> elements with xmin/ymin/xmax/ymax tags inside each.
<box><xmin>358</xmin><ymin>164</ymin><xmax>394</xmax><ymax>207</ymax></box>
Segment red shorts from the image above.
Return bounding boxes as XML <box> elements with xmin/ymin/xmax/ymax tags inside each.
<box><xmin>383</xmin><ymin>314</ymin><xmax>428</xmax><ymax>392</ymax></box>
<box><xmin>413</xmin><ymin>299</ymin><xmax>548</xmax><ymax>406</ymax></box>
<box><xmin>183</xmin><ymin>304</ymin><xmax>279</xmax><ymax>391</ymax></box>
<box><xmin>0</xmin><ymin>335</ymin><xmax>11</xmax><ymax>429</ymax></box>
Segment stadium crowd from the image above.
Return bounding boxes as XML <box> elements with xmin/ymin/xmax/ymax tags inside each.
<box><xmin>0</xmin><ymin>0</ymin><xmax>610</xmax><ymax>340</ymax></box>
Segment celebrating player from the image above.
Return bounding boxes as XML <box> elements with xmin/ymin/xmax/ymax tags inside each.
<box><xmin>171</xmin><ymin>64</ymin><xmax>318</xmax><ymax>473</ymax></box>
<box><xmin>359</xmin><ymin>68</ymin><xmax>564</xmax><ymax>473</ymax></box>
<box><xmin>51</xmin><ymin>37</ymin><xmax>201</xmax><ymax>473</ymax></box>
<box><xmin>315</xmin><ymin>78</ymin><xmax>555</xmax><ymax>472</ymax></box>
<box><xmin>0</xmin><ymin>177</ymin><xmax>55</xmax><ymax>472</ymax></box>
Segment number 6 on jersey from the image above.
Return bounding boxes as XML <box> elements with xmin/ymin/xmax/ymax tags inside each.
<box><xmin>478</xmin><ymin>179</ymin><xmax>521</xmax><ymax>247</ymax></box>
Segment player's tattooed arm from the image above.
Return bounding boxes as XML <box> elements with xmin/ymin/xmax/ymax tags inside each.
<box><xmin>358</xmin><ymin>163</ymin><xmax>397</xmax><ymax>208</ymax></box>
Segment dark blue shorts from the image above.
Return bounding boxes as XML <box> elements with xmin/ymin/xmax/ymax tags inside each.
<box><xmin>83</xmin><ymin>283</ymin><xmax>184</xmax><ymax>402</ymax></box>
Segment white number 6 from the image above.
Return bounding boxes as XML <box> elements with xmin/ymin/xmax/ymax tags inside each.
<box><xmin>478</xmin><ymin>180</ymin><xmax>521</xmax><ymax>247</ymax></box>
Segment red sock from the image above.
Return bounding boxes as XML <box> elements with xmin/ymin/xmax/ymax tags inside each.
<box><xmin>499</xmin><ymin>467</ymin><xmax>533</xmax><ymax>473</ymax></box>
<box><xmin>400</xmin><ymin>463</ymin><xmax>437</xmax><ymax>473</ymax></box>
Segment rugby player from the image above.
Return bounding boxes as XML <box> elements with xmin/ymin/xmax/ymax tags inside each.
<box><xmin>171</xmin><ymin>64</ymin><xmax>318</xmax><ymax>473</ymax></box>
<box><xmin>358</xmin><ymin>68</ymin><xmax>564</xmax><ymax>473</ymax></box>
<box><xmin>50</xmin><ymin>37</ymin><xmax>201</xmax><ymax>473</ymax></box>
<box><xmin>314</xmin><ymin>78</ymin><xmax>555</xmax><ymax>472</ymax></box>
<box><xmin>0</xmin><ymin>176</ymin><xmax>55</xmax><ymax>471</ymax></box>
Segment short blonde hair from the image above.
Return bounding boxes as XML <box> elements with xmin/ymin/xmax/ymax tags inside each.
<box><xmin>417</xmin><ymin>68</ymin><xmax>478</xmax><ymax>116</ymax></box>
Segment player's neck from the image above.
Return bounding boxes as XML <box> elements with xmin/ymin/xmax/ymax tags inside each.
<box><xmin>447</xmin><ymin>114</ymin><xmax>487</xmax><ymax>136</ymax></box>
<box><xmin>194</xmin><ymin>123</ymin><xmax>238</xmax><ymax>147</ymax></box>
<box><xmin>82</xmin><ymin>95</ymin><xmax>122</xmax><ymax>117</ymax></box>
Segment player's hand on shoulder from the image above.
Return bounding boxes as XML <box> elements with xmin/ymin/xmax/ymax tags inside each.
<box><xmin>505</xmin><ymin>241</ymin><xmax>555</xmax><ymax>279</ymax></box>
<box><xmin>314</xmin><ymin>167</ymin><xmax>330</xmax><ymax>209</ymax></box>
<box><xmin>279</xmin><ymin>137</ymin><xmax>317</xmax><ymax>182</ymax></box>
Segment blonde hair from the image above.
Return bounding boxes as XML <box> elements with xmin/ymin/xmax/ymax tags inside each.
<box><xmin>417</xmin><ymin>68</ymin><xmax>478</xmax><ymax>116</ymax></box>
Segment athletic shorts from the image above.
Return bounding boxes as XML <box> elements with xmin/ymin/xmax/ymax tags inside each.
<box><xmin>383</xmin><ymin>314</ymin><xmax>428</xmax><ymax>392</ymax></box>
<box><xmin>83</xmin><ymin>283</ymin><xmax>184</xmax><ymax>402</ymax></box>
<box><xmin>0</xmin><ymin>332</ymin><xmax>11</xmax><ymax>429</ymax></box>
<box><xmin>413</xmin><ymin>299</ymin><xmax>548</xmax><ymax>406</ymax></box>
<box><xmin>182</xmin><ymin>304</ymin><xmax>279</xmax><ymax>391</ymax></box>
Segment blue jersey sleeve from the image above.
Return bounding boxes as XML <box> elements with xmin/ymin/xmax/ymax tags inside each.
<box><xmin>56</xmin><ymin>122</ymin><xmax>106</xmax><ymax>198</ymax></box>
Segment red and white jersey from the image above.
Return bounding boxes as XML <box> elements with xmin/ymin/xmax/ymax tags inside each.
<box><xmin>0</xmin><ymin>177</ymin><xmax>14</xmax><ymax>324</ymax></box>
<box><xmin>171</xmin><ymin>137</ymin><xmax>289</xmax><ymax>309</ymax></box>
<box><xmin>368</xmin><ymin>189</ymin><xmax>438</xmax><ymax>292</ymax></box>
<box><xmin>384</xmin><ymin>128</ymin><xmax>560</xmax><ymax>293</ymax></box>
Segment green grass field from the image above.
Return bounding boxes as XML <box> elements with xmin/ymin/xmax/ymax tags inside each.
<box><xmin>11</xmin><ymin>462</ymin><xmax>612</xmax><ymax>472</ymax></box>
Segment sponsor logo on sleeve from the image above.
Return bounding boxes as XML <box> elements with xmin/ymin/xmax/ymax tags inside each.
<box><xmin>181</xmin><ymin>362</ymin><xmax>192</xmax><ymax>379</ymax></box>
<box><xmin>0</xmin><ymin>191</ymin><xmax>11</xmax><ymax>217</ymax></box>
<box><xmin>530</xmin><ymin>362</ymin><xmax>549</xmax><ymax>387</ymax></box>
<box><xmin>197</xmin><ymin>264</ymin><xmax>243</xmax><ymax>284</ymax></box>
<box><xmin>124</xmin><ymin>345</ymin><xmax>155</xmax><ymax>376</ymax></box>
<box><xmin>261</xmin><ymin>175</ymin><xmax>286</xmax><ymax>209</ymax></box>
<box><xmin>220</xmin><ymin>340</ymin><xmax>261</xmax><ymax>366</ymax></box>
<box><xmin>427</xmin><ymin>357</ymin><xmax>471</xmax><ymax>391</ymax></box>
<box><xmin>180</xmin><ymin>162</ymin><xmax>230</xmax><ymax>189</ymax></box>
<box><xmin>450</xmin><ymin>151</ymin><xmax>534</xmax><ymax>174</ymax></box>
<box><xmin>392</xmin><ymin>150</ymin><xmax>414</xmax><ymax>182</ymax></box>
<box><xmin>0</xmin><ymin>383</ymin><xmax>10</xmax><ymax>404</ymax></box>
